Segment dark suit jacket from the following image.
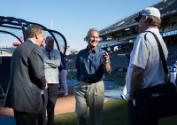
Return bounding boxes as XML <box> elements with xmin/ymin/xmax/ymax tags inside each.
<box><xmin>6</xmin><ymin>40</ymin><xmax>46</xmax><ymax>114</ymax></box>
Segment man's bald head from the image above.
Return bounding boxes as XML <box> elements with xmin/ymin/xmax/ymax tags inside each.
<box><xmin>45</xmin><ymin>36</ymin><xmax>54</xmax><ymax>51</ymax></box>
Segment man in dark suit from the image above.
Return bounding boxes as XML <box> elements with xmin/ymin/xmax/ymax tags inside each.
<box><xmin>6</xmin><ymin>24</ymin><xmax>47</xmax><ymax>125</ymax></box>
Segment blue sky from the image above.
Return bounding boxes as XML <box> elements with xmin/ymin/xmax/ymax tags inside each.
<box><xmin>0</xmin><ymin>0</ymin><xmax>160</xmax><ymax>51</ymax></box>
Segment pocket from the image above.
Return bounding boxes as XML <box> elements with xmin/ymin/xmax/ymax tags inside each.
<box><xmin>94</xmin><ymin>81</ymin><xmax>104</xmax><ymax>96</ymax></box>
<box><xmin>30</xmin><ymin>86</ymin><xmax>43</xmax><ymax>112</ymax></box>
<box><xmin>22</xmin><ymin>86</ymin><xmax>43</xmax><ymax>113</ymax></box>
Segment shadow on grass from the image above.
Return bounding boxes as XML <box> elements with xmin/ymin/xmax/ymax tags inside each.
<box><xmin>55</xmin><ymin>112</ymin><xmax>77</xmax><ymax>125</ymax></box>
<box><xmin>54</xmin><ymin>99</ymin><xmax>127</xmax><ymax>125</ymax></box>
<box><xmin>103</xmin><ymin>100</ymin><xmax>128</xmax><ymax>125</ymax></box>
<box><xmin>55</xmin><ymin>99</ymin><xmax>177</xmax><ymax>125</ymax></box>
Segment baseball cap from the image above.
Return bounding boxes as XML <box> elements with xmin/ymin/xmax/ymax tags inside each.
<box><xmin>135</xmin><ymin>7</ymin><xmax>161</xmax><ymax>22</ymax></box>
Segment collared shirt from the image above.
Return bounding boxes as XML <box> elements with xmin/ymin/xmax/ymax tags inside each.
<box><xmin>76</xmin><ymin>47</ymin><xmax>110</xmax><ymax>83</ymax></box>
<box><xmin>125</xmin><ymin>27</ymin><xmax>168</xmax><ymax>93</ymax></box>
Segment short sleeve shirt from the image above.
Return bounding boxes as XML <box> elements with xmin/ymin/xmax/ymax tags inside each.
<box><xmin>126</xmin><ymin>27</ymin><xmax>168</xmax><ymax>89</ymax></box>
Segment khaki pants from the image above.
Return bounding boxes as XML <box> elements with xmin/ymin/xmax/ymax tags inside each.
<box><xmin>74</xmin><ymin>81</ymin><xmax>104</xmax><ymax>125</ymax></box>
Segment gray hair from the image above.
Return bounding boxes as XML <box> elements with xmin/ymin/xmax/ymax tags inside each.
<box><xmin>85</xmin><ymin>28</ymin><xmax>99</xmax><ymax>41</ymax></box>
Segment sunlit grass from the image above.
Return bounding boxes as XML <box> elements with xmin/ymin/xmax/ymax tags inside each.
<box><xmin>54</xmin><ymin>99</ymin><xmax>177</xmax><ymax>125</ymax></box>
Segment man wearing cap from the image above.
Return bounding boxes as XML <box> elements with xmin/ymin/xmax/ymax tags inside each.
<box><xmin>126</xmin><ymin>7</ymin><xmax>168</xmax><ymax>125</ymax></box>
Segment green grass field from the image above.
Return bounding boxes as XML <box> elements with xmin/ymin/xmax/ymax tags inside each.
<box><xmin>55</xmin><ymin>99</ymin><xmax>177</xmax><ymax>125</ymax></box>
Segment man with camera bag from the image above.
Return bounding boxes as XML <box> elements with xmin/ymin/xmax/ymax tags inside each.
<box><xmin>125</xmin><ymin>7</ymin><xmax>177</xmax><ymax>125</ymax></box>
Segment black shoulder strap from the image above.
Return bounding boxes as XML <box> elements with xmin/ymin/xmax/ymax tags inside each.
<box><xmin>144</xmin><ymin>31</ymin><xmax>168</xmax><ymax>76</ymax></box>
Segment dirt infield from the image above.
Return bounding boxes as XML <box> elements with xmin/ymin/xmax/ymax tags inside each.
<box><xmin>0</xmin><ymin>95</ymin><xmax>76</xmax><ymax>116</ymax></box>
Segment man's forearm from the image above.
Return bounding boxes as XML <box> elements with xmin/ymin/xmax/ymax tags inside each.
<box><xmin>104</xmin><ymin>63</ymin><xmax>111</xmax><ymax>74</ymax></box>
<box><xmin>45</xmin><ymin>59</ymin><xmax>60</xmax><ymax>68</ymax></box>
<box><xmin>129</xmin><ymin>65</ymin><xmax>144</xmax><ymax>100</ymax></box>
<box><xmin>129</xmin><ymin>73</ymin><xmax>139</xmax><ymax>100</ymax></box>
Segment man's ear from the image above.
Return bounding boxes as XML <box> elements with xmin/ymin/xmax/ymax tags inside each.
<box><xmin>35</xmin><ymin>33</ymin><xmax>38</xmax><ymax>39</ymax></box>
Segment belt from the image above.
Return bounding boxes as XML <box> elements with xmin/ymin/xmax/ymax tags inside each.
<box><xmin>82</xmin><ymin>79</ymin><xmax>101</xmax><ymax>83</ymax></box>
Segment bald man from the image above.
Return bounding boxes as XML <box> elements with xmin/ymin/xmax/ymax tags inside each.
<box><xmin>42</xmin><ymin>36</ymin><xmax>61</xmax><ymax>125</ymax></box>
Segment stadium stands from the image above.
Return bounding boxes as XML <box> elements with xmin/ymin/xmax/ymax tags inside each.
<box><xmin>66</xmin><ymin>0</ymin><xmax>177</xmax><ymax>79</ymax></box>
<box><xmin>97</xmin><ymin>0</ymin><xmax>177</xmax><ymax>77</ymax></box>
<box><xmin>99</xmin><ymin>0</ymin><xmax>177</xmax><ymax>46</ymax></box>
